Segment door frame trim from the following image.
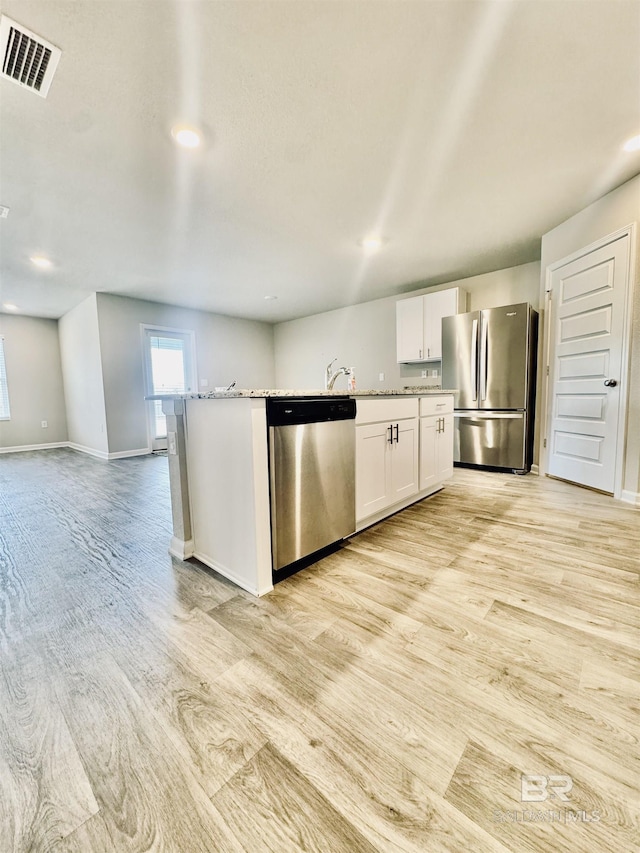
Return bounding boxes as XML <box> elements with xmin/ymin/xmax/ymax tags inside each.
<box><xmin>140</xmin><ymin>323</ymin><xmax>198</xmax><ymax>452</ymax></box>
<box><xmin>539</xmin><ymin>223</ymin><xmax>636</xmax><ymax>500</ymax></box>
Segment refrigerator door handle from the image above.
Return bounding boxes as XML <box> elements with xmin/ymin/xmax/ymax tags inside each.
<box><xmin>471</xmin><ymin>318</ymin><xmax>478</xmax><ymax>401</ymax></box>
<box><xmin>480</xmin><ymin>317</ymin><xmax>488</xmax><ymax>401</ymax></box>
<box><xmin>454</xmin><ymin>412</ymin><xmax>524</xmax><ymax>420</ymax></box>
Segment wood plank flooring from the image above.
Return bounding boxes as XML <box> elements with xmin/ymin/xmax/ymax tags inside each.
<box><xmin>1</xmin><ymin>449</ymin><xmax>638</xmax><ymax>852</ymax></box>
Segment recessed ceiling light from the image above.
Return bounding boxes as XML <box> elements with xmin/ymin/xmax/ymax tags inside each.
<box><xmin>623</xmin><ymin>134</ymin><xmax>640</xmax><ymax>153</ymax></box>
<box><xmin>264</xmin><ymin>295</ymin><xmax>278</xmax><ymax>301</ymax></box>
<box><xmin>2</xmin><ymin>303</ymin><xmax>18</xmax><ymax>311</ymax></box>
<box><xmin>360</xmin><ymin>236</ymin><xmax>386</xmax><ymax>253</ymax></box>
<box><xmin>171</xmin><ymin>125</ymin><xmax>202</xmax><ymax>148</ymax></box>
<box><xmin>30</xmin><ymin>255</ymin><xmax>53</xmax><ymax>269</ymax></box>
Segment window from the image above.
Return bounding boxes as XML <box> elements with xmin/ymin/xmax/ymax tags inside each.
<box><xmin>0</xmin><ymin>336</ymin><xmax>10</xmax><ymax>420</ymax></box>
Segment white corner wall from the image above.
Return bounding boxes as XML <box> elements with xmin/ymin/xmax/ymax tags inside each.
<box><xmin>58</xmin><ymin>294</ymin><xmax>109</xmax><ymax>456</ymax></box>
<box><xmin>0</xmin><ymin>314</ymin><xmax>68</xmax><ymax>450</ymax></box>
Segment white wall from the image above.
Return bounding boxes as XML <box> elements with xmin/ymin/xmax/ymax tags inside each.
<box><xmin>462</xmin><ymin>262</ymin><xmax>542</xmax><ymax>312</ymax></box>
<box><xmin>58</xmin><ymin>294</ymin><xmax>109</xmax><ymax>455</ymax></box>
<box><xmin>274</xmin><ymin>261</ymin><xmax>541</xmax><ymax>391</ymax></box>
<box><xmin>0</xmin><ymin>314</ymin><xmax>68</xmax><ymax>450</ymax></box>
<box><xmin>95</xmin><ymin>294</ymin><xmax>275</xmax><ymax>454</ymax></box>
<box><xmin>538</xmin><ymin>174</ymin><xmax>640</xmax><ymax>500</ymax></box>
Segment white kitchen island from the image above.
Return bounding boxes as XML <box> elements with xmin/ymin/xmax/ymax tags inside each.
<box><xmin>160</xmin><ymin>389</ymin><xmax>455</xmax><ymax>597</ymax></box>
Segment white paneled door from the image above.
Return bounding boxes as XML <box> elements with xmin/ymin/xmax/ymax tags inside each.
<box><xmin>547</xmin><ymin>234</ymin><xmax>630</xmax><ymax>493</ymax></box>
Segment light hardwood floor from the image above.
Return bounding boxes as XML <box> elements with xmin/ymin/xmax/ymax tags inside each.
<box><xmin>0</xmin><ymin>449</ymin><xmax>638</xmax><ymax>852</ymax></box>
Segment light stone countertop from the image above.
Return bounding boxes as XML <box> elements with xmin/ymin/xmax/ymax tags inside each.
<box><xmin>147</xmin><ymin>388</ymin><xmax>455</xmax><ymax>400</ymax></box>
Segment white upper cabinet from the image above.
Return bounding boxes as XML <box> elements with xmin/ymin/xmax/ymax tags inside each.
<box><xmin>396</xmin><ymin>295</ymin><xmax>425</xmax><ymax>362</ymax></box>
<box><xmin>396</xmin><ymin>287</ymin><xmax>467</xmax><ymax>363</ymax></box>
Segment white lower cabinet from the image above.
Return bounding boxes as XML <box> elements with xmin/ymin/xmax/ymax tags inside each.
<box><xmin>356</xmin><ymin>421</ymin><xmax>394</xmax><ymax>519</ymax></box>
<box><xmin>355</xmin><ymin>417</ymin><xmax>419</xmax><ymax>521</ymax></box>
<box><xmin>391</xmin><ymin>418</ymin><xmax>420</xmax><ymax>503</ymax></box>
<box><xmin>419</xmin><ymin>413</ymin><xmax>454</xmax><ymax>490</ymax></box>
<box><xmin>355</xmin><ymin>398</ymin><xmax>419</xmax><ymax>522</ymax></box>
<box><xmin>419</xmin><ymin>395</ymin><xmax>454</xmax><ymax>490</ymax></box>
<box><xmin>356</xmin><ymin>395</ymin><xmax>454</xmax><ymax>526</ymax></box>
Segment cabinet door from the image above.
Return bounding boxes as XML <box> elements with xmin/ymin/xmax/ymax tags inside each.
<box><xmin>422</xmin><ymin>289</ymin><xmax>455</xmax><ymax>360</ymax></box>
<box><xmin>436</xmin><ymin>413</ymin><xmax>454</xmax><ymax>481</ymax></box>
<box><xmin>390</xmin><ymin>418</ymin><xmax>419</xmax><ymax>503</ymax></box>
<box><xmin>356</xmin><ymin>422</ymin><xmax>392</xmax><ymax>520</ymax></box>
<box><xmin>396</xmin><ymin>295</ymin><xmax>425</xmax><ymax>362</ymax></box>
<box><xmin>419</xmin><ymin>416</ymin><xmax>438</xmax><ymax>490</ymax></box>
<box><xmin>420</xmin><ymin>413</ymin><xmax>454</xmax><ymax>489</ymax></box>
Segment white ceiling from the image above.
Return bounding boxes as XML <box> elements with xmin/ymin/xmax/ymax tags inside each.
<box><xmin>1</xmin><ymin>0</ymin><xmax>639</xmax><ymax>324</ymax></box>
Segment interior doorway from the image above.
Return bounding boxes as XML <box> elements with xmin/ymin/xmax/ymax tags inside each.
<box><xmin>142</xmin><ymin>325</ymin><xmax>196</xmax><ymax>450</ymax></box>
<box><xmin>542</xmin><ymin>227</ymin><xmax>635</xmax><ymax>497</ymax></box>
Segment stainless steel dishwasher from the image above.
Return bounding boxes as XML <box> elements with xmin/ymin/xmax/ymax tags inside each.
<box><xmin>267</xmin><ymin>397</ymin><xmax>356</xmax><ymax>573</ymax></box>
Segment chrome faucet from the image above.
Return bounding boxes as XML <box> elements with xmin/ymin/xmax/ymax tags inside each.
<box><xmin>325</xmin><ymin>358</ymin><xmax>353</xmax><ymax>390</ymax></box>
<box><xmin>325</xmin><ymin>357</ymin><xmax>338</xmax><ymax>389</ymax></box>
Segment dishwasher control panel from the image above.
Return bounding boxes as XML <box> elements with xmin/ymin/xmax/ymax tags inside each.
<box><xmin>266</xmin><ymin>397</ymin><xmax>356</xmax><ymax>426</ymax></box>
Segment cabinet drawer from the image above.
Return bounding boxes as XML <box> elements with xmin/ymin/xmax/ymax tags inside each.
<box><xmin>356</xmin><ymin>397</ymin><xmax>419</xmax><ymax>424</ymax></box>
<box><xmin>420</xmin><ymin>395</ymin><xmax>454</xmax><ymax>416</ymax></box>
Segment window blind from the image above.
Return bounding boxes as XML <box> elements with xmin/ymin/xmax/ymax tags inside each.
<box><xmin>0</xmin><ymin>336</ymin><xmax>10</xmax><ymax>420</ymax></box>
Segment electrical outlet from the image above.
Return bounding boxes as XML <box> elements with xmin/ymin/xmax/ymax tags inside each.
<box><xmin>168</xmin><ymin>432</ymin><xmax>177</xmax><ymax>455</ymax></box>
<box><xmin>200</xmin><ymin>378</ymin><xmax>209</xmax><ymax>387</ymax></box>
<box><xmin>431</xmin><ymin>369</ymin><xmax>438</xmax><ymax>377</ymax></box>
<box><xmin>41</xmin><ymin>420</ymin><xmax>48</xmax><ymax>428</ymax></box>
<box><xmin>421</xmin><ymin>370</ymin><xmax>427</xmax><ymax>379</ymax></box>
<box><xmin>379</xmin><ymin>372</ymin><xmax>384</xmax><ymax>382</ymax></box>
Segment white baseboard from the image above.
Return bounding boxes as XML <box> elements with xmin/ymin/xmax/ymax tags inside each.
<box><xmin>355</xmin><ymin>483</ymin><xmax>444</xmax><ymax>533</ymax></box>
<box><xmin>620</xmin><ymin>489</ymin><xmax>640</xmax><ymax>506</ymax></box>
<box><xmin>68</xmin><ymin>442</ymin><xmax>110</xmax><ymax>459</ymax></box>
<box><xmin>530</xmin><ymin>464</ymin><xmax>539</xmax><ymax>475</ymax></box>
<box><xmin>0</xmin><ymin>441</ymin><xmax>70</xmax><ymax>454</ymax></box>
<box><xmin>169</xmin><ymin>536</ymin><xmax>195</xmax><ymax>561</ymax></box>
<box><xmin>68</xmin><ymin>443</ymin><xmax>151</xmax><ymax>460</ymax></box>
<box><xmin>193</xmin><ymin>550</ymin><xmax>273</xmax><ymax>597</ymax></box>
<box><xmin>108</xmin><ymin>447</ymin><xmax>151</xmax><ymax>459</ymax></box>
<box><xmin>1</xmin><ymin>442</ymin><xmax>152</xmax><ymax>461</ymax></box>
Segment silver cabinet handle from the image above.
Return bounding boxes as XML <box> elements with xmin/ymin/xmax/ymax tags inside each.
<box><xmin>604</xmin><ymin>379</ymin><xmax>617</xmax><ymax>387</ymax></box>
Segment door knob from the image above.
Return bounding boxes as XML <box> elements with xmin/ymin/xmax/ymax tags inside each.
<box><xmin>604</xmin><ymin>379</ymin><xmax>618</xmax><ymax>387</ymax></box>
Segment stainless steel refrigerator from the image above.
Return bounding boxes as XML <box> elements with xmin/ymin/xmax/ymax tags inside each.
<box><xmin>441</xmin><ymin>303</ymin><xmax>538</xmax><ymax>473</ymax></box>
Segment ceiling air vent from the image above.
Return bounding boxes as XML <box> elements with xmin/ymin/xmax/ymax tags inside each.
<box><xmin>0</xmin><ymin>15</ymin><xmax>61</xmax><ymax>98</ymax></box>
